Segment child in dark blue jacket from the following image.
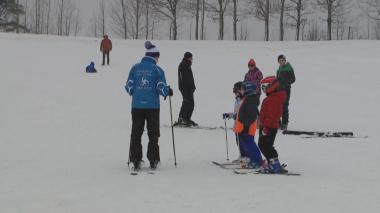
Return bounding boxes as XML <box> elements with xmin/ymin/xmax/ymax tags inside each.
<box><xmin>86</xmin><ymin>62</ymin><xmax>97</xmax><ymax>73</ymax></box>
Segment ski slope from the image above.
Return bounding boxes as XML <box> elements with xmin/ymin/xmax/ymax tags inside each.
<box><xmin>1</xmin><ymin>33</ymin><xmax>379</xmax><ymax>213</ymax></box>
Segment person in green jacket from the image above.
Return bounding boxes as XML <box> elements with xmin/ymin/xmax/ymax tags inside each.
<box><xmin>276</xmin><ymin>55</ymin><xmax>296</xmax><ymax>130</ymax></box>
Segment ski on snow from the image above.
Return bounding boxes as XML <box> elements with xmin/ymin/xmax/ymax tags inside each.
<box><xmin>233</xmin><ymin>168</ymin><xmax>301</xmax><ymax>176</ymax></box>
<box><xmin>282</xmin><ymin>130</ymin><xmax>360</xmax><ymax>138</ymax></box>
<box><xmin>162</xmin><ymin>124</ymin><xmax>224</xmax><ymax>131</ymax></box>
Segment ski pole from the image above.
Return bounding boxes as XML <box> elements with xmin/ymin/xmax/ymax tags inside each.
<box><xmin>127</xmin><ymin>141</ymin><xmax>131</xmax><ymax>167</ymax></box>
<box><xmin>169</xmin><ymin>95</ymin><xmax>177</xmax><ymax>167</ymax></box>
<box><xmin>224</xmin><ymin>117</ymin><xmax>230</xmax><ymax>161</ymax></box>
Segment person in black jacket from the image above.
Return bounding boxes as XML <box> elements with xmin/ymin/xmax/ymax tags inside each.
<box><xmin>176</xmin><ymin>52</ymin><xmax>197</xmax><ymax>127</ymax></box>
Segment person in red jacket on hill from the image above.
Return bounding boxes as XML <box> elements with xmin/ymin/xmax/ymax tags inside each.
<box><xmin>100</xmin><ymin>35</ymin><xmax>112</xmax><ymax>65</ymax></box>
<box><xmin>258</xmin><ymin>76</ymin><xmax>288</xmax><ymax>174</ymax></box>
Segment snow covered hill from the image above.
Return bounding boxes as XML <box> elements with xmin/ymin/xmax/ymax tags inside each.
<box><xmin>1</xmin><ymin>33</ymin><xmax>379</xmax><ymax>213</ymax></box>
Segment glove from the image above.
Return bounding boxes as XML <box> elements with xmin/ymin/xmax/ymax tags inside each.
<box><xmin>168</xmin><ymin>87</ymin><xmax>174</xmax><ymax>96</ymax></box>
<box><xmin>222</xmin><ymin>113</ymin><xmax>230</xmax><ymax>119</ymax></box>
<box><xmin>262</xmin><ymin>127</ymin><xmax>269</xmax><ymax>136</ymax></box>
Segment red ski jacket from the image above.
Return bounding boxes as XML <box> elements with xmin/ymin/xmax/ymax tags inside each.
<box><xmin>100</xmin><ymin>36</ymin><xmax>112</xmax><ymax>52</ymax></box>
<box><xmin>259</xmin><ymin>90</ymin><xmax>287</xmax><ymax>129</ymax></box>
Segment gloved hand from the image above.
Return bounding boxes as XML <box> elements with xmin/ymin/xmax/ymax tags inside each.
<box><xmin>262</xmin><ymin>127</ymin><xmax>269</xmax><ymax>136</ymax></box>
<box><xmin>222</xmin><ymin>113</ymin><xmax>230</xmax><ymax>119</ymax></box>
<box><xmin>168</xmin><ymin>87</ymin><xmax>174</xmax><ymax>96</ymax></box>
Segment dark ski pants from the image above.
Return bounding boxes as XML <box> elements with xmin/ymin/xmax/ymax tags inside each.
<box><xmin>179</xmin><ymin>90</ymin><xmax>194</xmax><ymax>121</ymax></box>
<box><xmin>282</xmin><ymin>88</ymin><xmax>291</xmax><ymax>125</ymax></box>
<box><xmin>129</xmin><ymin>108</ymin><xmax>160</xmax><ymax>164</ymax></box>
<box><xmin>102</xmin><ymin>51</ymin><xmax>110</xmax><ymax>65</ymax></box>
<box><xmin>235</xmin><ymin>133</ymin><xmax>246</xmax><ymax>157</ymax></box>
<box><xmin>258</xmin><ymin>128</ymin><xmax>278</xmax><ymax>160</ymax></box>
<box><xmin>238</xmin><ymin>134</ymin><xmax>263</xmax><ymax>165</ymax></box>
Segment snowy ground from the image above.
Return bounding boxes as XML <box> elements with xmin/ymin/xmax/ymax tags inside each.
<box><xmin>1</xmin><ymin>33</ymin><xmax>379</xmax><ymax>213</ymax></box>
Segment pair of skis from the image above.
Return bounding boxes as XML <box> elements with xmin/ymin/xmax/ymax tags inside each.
<box><xmin>212</xmin><ymin>161</ymin><xmax>301</xmax><ymax>176</ymax></box>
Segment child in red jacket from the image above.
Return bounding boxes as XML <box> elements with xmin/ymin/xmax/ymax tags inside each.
<box><xmin>258</xmin><ymin>76</ymin><xmax>287</xmax><ymax>173</ymax></box>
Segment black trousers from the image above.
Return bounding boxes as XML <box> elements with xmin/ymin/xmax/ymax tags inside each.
<box><xmin>258</xmin><ymin>128</ymin><xmax>278</xmax><ymax>160</ymax></box>
<box><xmin>282</xmin><ymin>88</ymin><xmax>291</xmax><ymax>125</ymax></box>
<box><xmin>102</xmin><ymin>51</ymin><xmax>110</xmax><ymax>65</ymax></box>
<box><xmin>179</xmin><ymin>90</ymin><xmax>194</xmax><ymax>120</ymax></box>
<box><xmin>129</xmin><ymin>108</ymin><xmax>160</xmax><ymax>164</ymax></box>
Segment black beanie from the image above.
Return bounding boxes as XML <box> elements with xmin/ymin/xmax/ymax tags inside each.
<box><xmin>184</xmin><ymin>52</ymin><xmax>193</xmax><ymax>59</ymax></box>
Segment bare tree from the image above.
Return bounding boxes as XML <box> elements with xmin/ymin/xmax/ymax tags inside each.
<box><xmin>229</xmin><ymin>0</ymin><xmax>249</xmax><ymax>40</ymax></box>
<box><xmin>306</xmin><ymin>18</ymin><xmax>322</xmax><ymax>40</ymax></box>
<box><xmin>182</xmin><ymin>0</ymin><xmax>201</xmax><ymax>40</ymax></box>
<box><xmin>250</xmin><ymin>0</ymin><xmax>275</xmax><ymax>41</ymax></box>
<box><xmin>201</xmin><ymin>0</ymin><xmax>205</xmax><ymax>39</ymax></box>
<box><xmin>46</xmin><ymin>0</ymin><xmax>51</xmax><ymax>34</ymax></box>
<box><xmin>278</xmin><ymin>0</ymin><xmax>286</xmax><ymax>40</ymax></box>
<box><xmin>110</xmin><ymin>0</ymin><xmax>128</xmax><ymax>39</ymax></box>
<box><xmin>286</xmin><ymin>0</ymin><xmax>309</xmax><ymax>40</ymax></box>
<box><xmin>239</xmin><ymin>21</ymin><xmax>248</xmax><ymax>40</ymax></box>
<box><xmin>150</xmin><ymin>0</ymin><xmax>181</xmax><ymax>40</ymax></box>
<box><xmin>99</xmin><ymin>0</ymin><xmax>106</xmax><ymax>36</ymax></box>
<box><xmin>128</xmin><ymin>0</ymin><xmax>144</xmax><ymax>39</ymax></box>
<box><xmin>206</xmin><ymin>0</ymin><xmax>230</xmax><ymax>40</ymax></box>
<box><xmin>73</xmin><ymin>10</ymin><xmax>80</xmax><ymax>36</ymax></box>
<box><xmin>316</xmin><ymin>0</ymin><xmax>352</xmax><ymax>40</ymax></box>
<box><xmin>359</xmin><ymin>0</ymin><xmax>380</xmax><ymax>20</ymax></box>
<box><xmin>55</xmin><ymin>0</ymin><xmax>80</xmax><ymax>36</ymax></box>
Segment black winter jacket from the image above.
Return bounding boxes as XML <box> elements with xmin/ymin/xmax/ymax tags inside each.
<box><xmin>178</xmin><ymin>59</ymin><xmax>196</xmax><ymax>93</ymax></box>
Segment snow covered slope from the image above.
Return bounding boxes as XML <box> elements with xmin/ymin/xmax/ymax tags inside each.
<box><xmin>1</xmin><ymin>33</ymin><xmax>379</xmax><ymax>213</ymax></box>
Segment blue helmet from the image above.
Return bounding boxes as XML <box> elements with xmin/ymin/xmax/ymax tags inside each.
<box><xmin>242</xmin><ymin>81</ymin><xmax>257</xmax><ymax>96</ymax></box>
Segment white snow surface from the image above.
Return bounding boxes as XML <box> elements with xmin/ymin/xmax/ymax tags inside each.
<box><xmin>1</xmin><ymin>33</ymin><xmax>379</xmax><ymax>213</ymax></box>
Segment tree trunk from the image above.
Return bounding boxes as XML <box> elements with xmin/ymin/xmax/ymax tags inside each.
<box><xmin>279</xmin><ymin>0</ymin><xmax>285</xmax><ymax>41</ymax></box>
<box><xmin>201</xmin><ymin>0</ymin><xmax>205</xmax><ymax>40</ymax></box>
<box><xmin>265</xmin><ymin>0</ymin><xmax>269</xmax><ymax>41</ymax></box>
<box><xmin>327</xmin><ymin>1</ymin><xmax>332</xmax><ymax>40</ymax></box>
<box><xmin>233</xmin><ymin>0</ymin><xmax>237</xmax><ymax>40</ymax></box>
<box><xmin>135</xmin><ymin>0</ymin><xmax>140</xmax><ymax>39</ymax></box>
<box><xmin>195</xmin><ymin>0</ymin><xmax>200</xmax><ymax>40</ymax></box>
<box><xmin>46</xmin><ymin>0</ymin><xmax>51</xmax><ymax>35</ymax></box>
<box><xmin>296</xmin><ymin>0</ymin><xmax>301</xmax><ymax>41</ymax></box>
<box><xmin>145</xmin><ymin>1</ymin><xmax>149</xmax><ymax>39</ymax></box>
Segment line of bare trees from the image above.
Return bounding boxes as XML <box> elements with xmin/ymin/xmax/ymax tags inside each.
<box><xmin>9</xmin><ymin>0</ymin><xmax>380</xmax><ymax>40</ymax></box>
<box><xmin>18</xmin><ymin>0</ymin><xmax>81</xmax><ymax>36</ymax></box>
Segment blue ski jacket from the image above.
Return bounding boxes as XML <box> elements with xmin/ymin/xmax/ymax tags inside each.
<box><xmin>125</xmin><ymin>56</ymin><xmax>169</xmax><ymax>109</ymax></box>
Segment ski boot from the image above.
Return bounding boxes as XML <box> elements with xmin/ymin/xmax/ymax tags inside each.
<box><xmin>188</xmin><ymin>119</ymin><xmax>199</xmax><ymax>127</ymax></box>
<box><xmin>269</xmin><ymin>158</ymin><xmax>288</xmax><ymax>174</ymax></box>
<box><xmin>132</xmin><ymin>161</ymin><xmax>142</xmax><ymax>172</ymax></box>
<box><xmin>150</xmin><ymin>160</ymin><xmax>160</xmax><ymax>170</ymax></box>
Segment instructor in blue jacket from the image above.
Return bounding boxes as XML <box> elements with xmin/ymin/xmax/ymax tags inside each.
<box><xmin>125</xmin><ymin>41</ymin><xmax>173</xmax><ymax>171</ymax></box>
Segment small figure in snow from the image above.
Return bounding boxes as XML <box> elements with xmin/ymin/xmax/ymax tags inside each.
<box><xmin>223</xmin><ymin>81</ymin><xmax>246</xmax><ymax>163</ymax></box>
<box><xmin>176</xmin><ymin>52</ymin><xmax>197</xmax><ymax>127</ymax></box>
<box><xmin>232</xmin><ymin>81</ymin><xmax>264</xmax><ymax>168</ymax></box>
<box><xmin>85</xmin><ymin>62</ymin><xmax>97</xmax><ymax>73</ymax></box>
<box><xmin>258</xmin><ymin>76</ymin><xmax>288</xmax><ymax>174</ymax></box>
<box><xmin>125</xmin><ymin>41</ymin><xmax>173</xmax><ymax>171</ymax></box>
<box><xmin>100</xmin><ymin>35</ymin><xmax>112</xmax><ymax>66</ymax></box>
<box><xmin>276</xmin><ymin>55</ymin><xmax>295</xmax><ymax>130</ymax></box>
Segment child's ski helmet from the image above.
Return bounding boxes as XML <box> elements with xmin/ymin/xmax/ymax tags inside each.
<box><xmin>241</xmin><ymin>81</ymin><xmax>257</xmax><ymax>96</ymax></box>
<box><xmin>261</xmin><ymin>76</ymin><xmax>280</xmax><ymax>94</ymax></box>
